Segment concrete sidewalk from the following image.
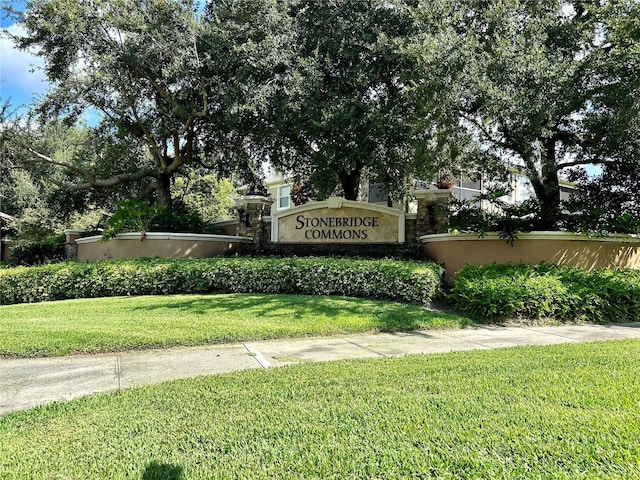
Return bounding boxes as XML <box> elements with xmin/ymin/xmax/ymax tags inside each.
<box><xmin>2</xmin><ymin>322</ymin><xmax>640</xmax><ymax>416</ymax></box>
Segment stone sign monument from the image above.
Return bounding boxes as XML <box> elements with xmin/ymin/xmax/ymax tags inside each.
<box><xmin>271</xmin><ymin>197</ymin><xmax>405</xmax><ymax>244</ymax></box>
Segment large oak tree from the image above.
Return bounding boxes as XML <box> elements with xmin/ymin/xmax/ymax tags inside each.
<box><xmin>262</xmin><ymin>0</ymin><xmax>420</xmax><ymax>201</ymax></box>
<box><xmin>411</xmin><ymin>0</ymin><xmax>640</xmax><ymax>229</ymax></box>
<box><xmin>9</xmin><ymin>0</ymin><xmax>211</xmax><ymax>209</ymax></box>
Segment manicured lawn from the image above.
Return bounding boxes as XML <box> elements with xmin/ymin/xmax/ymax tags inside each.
<box><xmin>0</xmin><ymin>293</ymin><xmax>471</xmax><ymax>357</ymax></box>
<box><xmin>1</xmin><ymin>340</ymin><xmax>638</xmax><ymax>479</ymax></box>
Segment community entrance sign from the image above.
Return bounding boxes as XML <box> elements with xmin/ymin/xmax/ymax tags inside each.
<box><xmin>271</xmin><ymin>197</ymin><xmax>405</xmax><ymax>243</ymax></box>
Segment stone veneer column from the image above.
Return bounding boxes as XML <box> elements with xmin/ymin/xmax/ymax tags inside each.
<box><xmin>64</xmin><ymin>229</ymin><xmax>83</xmax><ymax>260</ymax></box>
<box><xmin>414</xmin><ymin>189</ymin><xmax>454</xmax><ymax>240</ymax></box>
<box><xmin>233</xmin><ymin>196</ymin><xmax>274</xmax><ymax>251</ymax></box>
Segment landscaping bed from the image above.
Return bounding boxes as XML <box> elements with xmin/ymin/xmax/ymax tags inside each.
<box><xmin>2</xmin><ymin>257</ymin><xmax>639</xmax><ymax>325</ymax></box>
<box><xmin>451</xmin><ymin>263</ymin><xmax>640</xmax><ymax>322</ymax></box>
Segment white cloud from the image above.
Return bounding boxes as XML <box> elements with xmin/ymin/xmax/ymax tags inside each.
<box><xmin>0</xmin><ymin>23</ymin><xmax>49</xmax><ymax>108</ymax></box>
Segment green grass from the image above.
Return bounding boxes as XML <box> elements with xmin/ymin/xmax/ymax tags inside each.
<box><xmin>1</xmin><ymin>340</ymin><xmax>639</xmax><ymax>479</ymax></box>
<box><xmin>0</xmin><ymin>293</ymin><xmax>471</xmax><ymax>357</ymax></box>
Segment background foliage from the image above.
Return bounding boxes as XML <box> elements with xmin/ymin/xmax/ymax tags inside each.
<box><xmin>6</xmin><ymin>234</ymin><xmax>66</xmax><ymax>267</ymax></box>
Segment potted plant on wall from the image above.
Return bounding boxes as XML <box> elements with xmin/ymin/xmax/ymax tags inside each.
<box><xmin>101</xmin><ymin>200</ymin><xmax>165</xmax><ymax>241</ymax></box>
<box><xmin>436</xmin><ymin>172</ymin><xmax>455</xmax><ymax>190</ymax></box>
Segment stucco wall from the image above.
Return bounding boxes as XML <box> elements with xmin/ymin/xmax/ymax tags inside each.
<box><xmin>421</xmin><ymin>232</ymin><xmax>640</xmax><ymax>284</ymax></box>
<box><xmin>76</xmin><ymin>232</ymin><xmax>252</xmax><ymax>262</ymax></box>
<box><xmin>213</xmin><ymin>220</ymin><xmax>238</xmax><ymax>236</ymax></box>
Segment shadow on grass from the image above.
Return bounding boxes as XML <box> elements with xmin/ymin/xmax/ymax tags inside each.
<box><xmin>142</xmin><ymin>461</ymin><xmax>183</xmax><ymax>480</ymax></box>
<box><xmin>132</xmin><ymin>293</ymin><xmax>474</xmax><ymax>331</ymax></box>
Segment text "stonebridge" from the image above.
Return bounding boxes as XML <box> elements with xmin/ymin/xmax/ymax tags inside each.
<box><xmin>295</xmin><ymin>215</ymin><xmax>380</xmax><ymax>229</ymax></box>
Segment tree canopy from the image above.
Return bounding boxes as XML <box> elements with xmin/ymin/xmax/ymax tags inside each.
<box><xmin>410</xmin><ymin>0</ymin><xmax>640</xmax><ymax>228</ymax></box>
<box><xmin>5</xmin><ymin>0</ymin><xmax>290</xmax><ymax>208</ymax></box>
<box><xmin>2</xmin><ymin>0</ymin><xmax>638</xmax><ymax>233</ymax></box>
<box><xmin>259</xmin><ymin>0</ymin><xmax>419</xmax><ymax>201</ymax></box>
<box><xmin>7</xmin><ymin>0</ymin><xmax>212</xmax><ymax>208</ymax></box>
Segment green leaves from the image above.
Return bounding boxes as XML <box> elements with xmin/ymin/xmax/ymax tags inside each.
<box><xmin>410</xmin><ymin>0</ymin><xmax>640</xmax><ymax>229</ymax></box>
<box><xmin>564</xmin><ymin>159</ymin><xmax>640</xmax><ymax>235</ymax></box>
<box><xmin>101</xmin><ymin>199</ymin><xmax>165</xmax><ymax>240</ymax></box>
<box><xmin>0</xmin><ymin>257</ymin><xmax>443</xmax><ymax>306</ymax></box>
<box><xmin>6</xmin><ymin>235</ymin><xmax>66</xmax><ymax>267</ymax></box>
<box><xmin>451</xmin><ymin>263</ymin><xmax>640</xmax><ymax>322</ymax></box>
<box><xmin>262</xmin><ymin>0</ymin><xmax>419</xmax><ymax>200</ymax></box>
<box><xmin>11</xmin><ymin>0</ymin><xmax>212</xmax><ymax>206</ymax></box>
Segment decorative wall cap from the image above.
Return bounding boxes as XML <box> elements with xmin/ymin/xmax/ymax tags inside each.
<box><xmin>326</xmin><ymin>197</ymin><xmax>344</xmax><ymax>208</ymax></box>
<box><xmin>212</xmin><ymin>219</ymin><xmax>237</xmax><ymax>226</ymax></box>
<box><xmin>414</xmin><ymin>189</ymin><xmax>454</xmax><ymax>205</ymax></box>
<box><xmin>272</xmin><ymin>197</ymin><xmax>405</xmax><ymax>221</ymax></box>
<box><xmin>76</xmin><ymin>232</ymin><xmax>254</xmax><ymax>244</ymax></box>
<box><xmin>233</xmin><ymin>195</ymin><xmax>274</xmax><ymax>210</ymax></box>
<box><xmin>414</xmin><ymin>189</ymin><xmax>437</xmax><ymax>202</ymax></box>
<box><xmin>433</xmin><ymin>189</ymin><xmax>455</xmax><ymax>197</ymax></box>
<box><xmin>414</xmin><ymin>189</ymin><xmax>455</xmax><ymax>195</ymax></box>
<box><xmin>420</xmin><ymin>231</ymin><xmax>640</xmax><ymax>244</ymax></box>
<box><xmin>64</xmin><ymin>229</ymin><xmax>86</xmax><ymax>235</ymax></box>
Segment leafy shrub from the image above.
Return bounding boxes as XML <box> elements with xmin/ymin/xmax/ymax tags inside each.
<box><xmin>102</xmin><ymin>199</ymin><xmax>223</xmax><ymax>237</ymax></box>
<box><xmin>451</xmin><ymin>263</ymin><xmax>640</xmax><ymax>322</ymax></box>
<box><xmin>0</xmin><ymin>257</ymin><xmax>443</xmax><ymax>306</ymax></box>
<box><xmin>7</xmin><ymin>235</ymin><xmax>66</xmax><ymax>267</ymax></box>
<box><xmin>151</xmin><ymin>200</ymin><xmax>223</xmax><ymax>234</ymax></box>
<box><xmin>448</xmin><ymin>189</ymin><xmax>545</xmax><ymax>245</ymax></box>
<box><xmin>101</xmin><ymin>199</ymin><xmax>165</xmax><ymax>240</ymax></box>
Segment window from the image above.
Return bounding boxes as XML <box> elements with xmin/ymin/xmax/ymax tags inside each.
<box><xmin>277</xmin><ymin>185</ymin><xmax>291</xmax><ymax>210</ymax></box>
<box><xmin>453</xmin><ymin>174</ymin><xmax>483</xmax><ymax>202</ymax></box>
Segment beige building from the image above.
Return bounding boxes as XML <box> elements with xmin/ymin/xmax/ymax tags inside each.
<box><xmin>261</xmin><ymin>168</ymin><xmax>575</xmax><ymax>217</ymax></box>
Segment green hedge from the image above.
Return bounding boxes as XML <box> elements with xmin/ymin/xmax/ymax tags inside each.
<box><xmin>0</xmin><ymin>257</ymin><xmax>443</xmax><ymax>306</ymax></box>
<box><xmin>451</xmin><ymin>263</ymin><xmax>640</xmax><ymax>322</ymax></box>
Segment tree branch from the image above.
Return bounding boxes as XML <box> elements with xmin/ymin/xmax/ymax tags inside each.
<box><xmin>557</xmin><ymin>158</ymin><xmax>620</xmax><ymax>171</ymax></box>
<box><xmin>551</xmin><ymin>129</ymin><xmax>583</xmax><ymax>146</ymax></box>
<box><xmin>45</xmin><ymin>168</ymin><xmax>159</xmax><ymax>191</ymax></box>
<box><xmin>26</xmin><ymin>148</ymin><xmax>95</xmax><ymax>182</ymax></box>
<box><xmin>108</xmin><ymin>64</ymin><xmax>166</xmax><ymax>167</ymax></box>
<box><xmin>22</xmin><ymin>148</ymin><xmax>159</xmax><ymax>191</ymax></box>
<box><xmin>458</xmin><ymin>111</ymin><xmax>509</xmax><ymax>150</ymax></box>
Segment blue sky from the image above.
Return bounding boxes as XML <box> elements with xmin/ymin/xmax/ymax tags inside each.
<box><xmin>1</xmin><ymin>1</ymin><xmax>207</xmax><ymax>118</ymax></box>
<box><xmin>1</xmin><ymin>1</ymin><xmax>49</xmax><ymax>114</ymax></box>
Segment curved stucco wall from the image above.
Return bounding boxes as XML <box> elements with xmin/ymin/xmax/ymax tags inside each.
<box><xmin>76</xmin><ymin>232</ymin><xmax>253</xmax><ymax>262</ymax></box>
<box><xmin>213</xmin><ymin>220</ymin><xmax>239</xmax><ymax>236</ymax></box>
<box><xmin>420</xmin><ymin>232</ymin><xmax>640</xmax><ymax>284</ymax></box>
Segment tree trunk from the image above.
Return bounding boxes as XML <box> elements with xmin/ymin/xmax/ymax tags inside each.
<box><xmin>338</xmin><ymin>167</ymin><xmax>361</xmax><ymax>201</ymax></box>
<box><xmin>529</xmin><ymin>142</ymin><xmax>561</xmax><ymax>230</ymax></box>
<box><xmin>535</xmin><ymin>183</ymin><xmax>561</xmax><ymax>230</ymax></box>
<box><xmin>156</xmin><ymin>174</ymin><xmax>173</xmax><ymax>213</ymax></box>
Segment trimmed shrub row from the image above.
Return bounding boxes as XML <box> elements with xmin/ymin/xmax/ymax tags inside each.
<box><xmin>451</xmin><ymin>263</ymin><xmax>640</xmax><ymax>322</ymax></box>
<box><xmin>0</xmin><ymin>257</ymin><xmax>443</xmax><ymax>306</ymax></box>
